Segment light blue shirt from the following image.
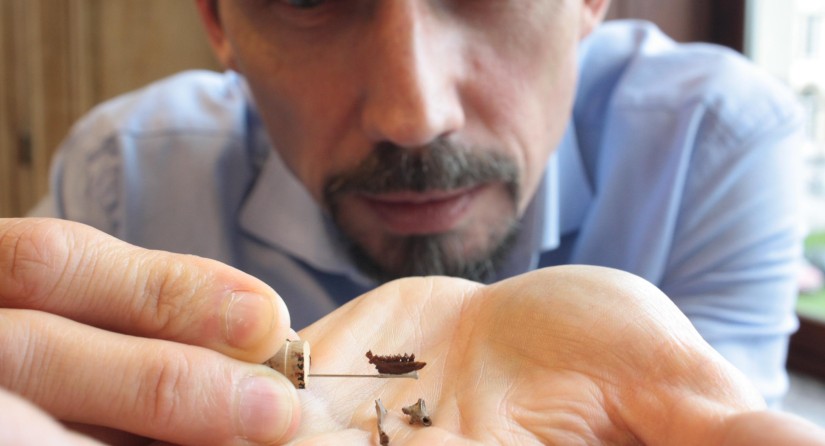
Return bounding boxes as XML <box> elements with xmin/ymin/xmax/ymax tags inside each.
<box><xmin>36</xmin><ymin>21</ymin><xmax>805</xmax><ymax>405</ymax></box>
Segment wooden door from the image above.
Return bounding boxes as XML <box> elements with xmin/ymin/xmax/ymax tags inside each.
<box><xmin>607</xmin><ymin>0</ymin><xmax>745</xmax><ymax>50</ymax></box>
<box><xmin>0</xmin><ymin>0</ymin><xmax>219</xmax><ymax>217</ymax></box>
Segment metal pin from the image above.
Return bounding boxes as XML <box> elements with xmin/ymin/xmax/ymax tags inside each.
<box><xmin>309</xmin><ymin>371</ymin><xmax>419</xmax><ymax>379</ymax></box>
<box><xmin>264</xmin><ymin>340</ymin><xmax>421</xmax><ymax>388</ymax></box>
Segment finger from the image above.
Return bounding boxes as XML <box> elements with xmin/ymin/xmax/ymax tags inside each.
<box><xmin>64</xmin><ymin>423</ymin><xmax>150</xmax><ymax>446</ymax></box>
<box><xmin>0</xmin><ymin>218</ymin><xmax>288</xmax><ymax>361</ymax></box>
<box><xmin>0</xmin><ymin>387</ymin><xmax>106</xmax><ymax>446</ymax></box>
<box><xmin>0</xmin><ymin>309</ymin><xmax>301</xmax><ymax>446</ymax></box>
<box><xmin>713</xmin><ymin>410</ymin><xmax>825</xmax><ymax>446</ymax></box>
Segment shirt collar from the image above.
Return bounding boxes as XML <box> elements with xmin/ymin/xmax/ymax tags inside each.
<box><xmin>237</xmin><ymin>80</ymin><xmax>372</xmax><ymax>283</ymax></box>
<box><xmin>239</xmin><ymin>146</ymin><xmax>369</xmax><ymax>280</ymax></box>
<box><xmin>526</xmin><ymin>119</ymin><xmax>594</xmax><ymax>256</ymax></box>
<box><xmin>554</xmin><ymin>120</ymin><xmax>594</xmax><ymax>244</ymax></box>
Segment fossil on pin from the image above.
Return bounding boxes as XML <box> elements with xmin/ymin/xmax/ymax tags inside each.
<box><xmin>366</xmin><ymin>350</ymin><xmax>427</xmax><ymax>375</ymax></box>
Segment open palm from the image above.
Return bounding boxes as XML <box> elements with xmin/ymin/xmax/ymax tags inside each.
<box><xmin>291</xmin><ymin>266</ymin><xmax>766</xmax><ymax>445</ymax></box>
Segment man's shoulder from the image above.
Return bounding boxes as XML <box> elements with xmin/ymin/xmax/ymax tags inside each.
<box><xmin>580</xmin><ymin>20</ymin><xmax>800</xmax><ymax>134</ymax></box>
<box><xmin>50</xmin><ymin>70</ymin><xmax>263</xmax><ymax>237</ymax></box>
<box><xmin>68</xmin><ymin>70</ymin><xmax>249</xmax><ymax>144</ymax></box>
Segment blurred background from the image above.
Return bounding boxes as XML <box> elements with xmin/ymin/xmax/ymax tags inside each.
<box><xmin>1</xmin><ymin>0</ymin><xmax>825</xmax><ymax>427</ymax></box>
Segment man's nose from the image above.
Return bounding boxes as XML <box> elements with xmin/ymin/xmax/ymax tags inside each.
<box><xmin>359</xmin><ymin>1</ymin><xmax>465</xmax><ymax>148</ymax></box>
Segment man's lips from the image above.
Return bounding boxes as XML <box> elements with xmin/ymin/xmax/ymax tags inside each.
<box><xmin>358</xmin><ymin>186</ymin><xmax>485</xmax><ymax>235</ymax></box>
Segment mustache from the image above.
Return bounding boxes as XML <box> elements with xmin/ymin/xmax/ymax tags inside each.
<box><xmin>323</xmin><ymin>139</ymin><xmax>520</xmax><ymax>199</ymax></box>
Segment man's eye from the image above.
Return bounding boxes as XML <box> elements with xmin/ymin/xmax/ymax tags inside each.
<box><xmin>282</xmin><ymin>0</ymin><xmax>325</xmax><ymax>8</ymax></box>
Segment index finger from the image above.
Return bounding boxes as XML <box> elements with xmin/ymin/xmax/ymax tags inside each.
<box><xmin>0</xmin><ymin>218</ymin><xmax>289</xmax><ymax>362</ymax></box>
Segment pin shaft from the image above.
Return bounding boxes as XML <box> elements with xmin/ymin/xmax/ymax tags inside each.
<box><xmin>309</xmin><ymin>371</ymin><xmax>419</xmax><ymax>379</ymax></box>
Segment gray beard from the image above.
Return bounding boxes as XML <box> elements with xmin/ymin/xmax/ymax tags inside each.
<box><xmin>324</xmin><ymin>139</ymin><xmax>522</xmax><ymax>284</ymax></box>
<box><xmin>343</xmin><ymin>220</ymin><xmax>521</xmax><ymax>284</ymax></box>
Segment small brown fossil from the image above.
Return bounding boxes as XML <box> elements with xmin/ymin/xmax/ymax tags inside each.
<box><xmin>366</xmin><ymin>351</ymin><xmax>427</xmax><ymax>375</ymax></box>
<box><xmin>375</xmin><ymin>399</ymin><xmax>390</xmax><ymax>446</ymax></box>
<box><xmin>402</xmin><ymin>398</ymin><xmax>432</xmax><ymax>426</ymax></box>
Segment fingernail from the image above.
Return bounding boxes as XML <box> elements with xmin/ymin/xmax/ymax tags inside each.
<box><xmin>225</xmin><ymin>292</ymin><xmax>275</xmax><ymax>349</ymax></box>
<box><xmin>236</xmin><ymin>374</ymin><xmax>297</xmax><ymax>443</ymax></box>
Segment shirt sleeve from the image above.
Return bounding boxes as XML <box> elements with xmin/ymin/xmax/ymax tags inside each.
<box><xmin>573</xmin><ymin>23</ymin><xmax>808</xmax><ymax>406</ymax></box>
<box><xmin>40</xmin><ymin>108</ymin><xmax>126</xmax><ymax>236</ymax></box>
<box><xmin>32</xmin><ymin>70</ymin><xmax>246</xmax><ymax>239</ymax></box>
<box><xmin>661</xmin><ymin>105</ymin><xmax>805</xmax><ymax>408</ymax></box>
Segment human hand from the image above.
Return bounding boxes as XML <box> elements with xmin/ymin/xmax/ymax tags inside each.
<box><xmin>293</xmin><ymin>266</ymin><xmax>825</xmax><ymax>445</ymax></box>
<box><xmin>0</xmin><ymin>385</ymin><xmax>106</xmax><ymax>446</ymax></box>
<box><xmin>0</xmin><ymin>218</ymin><xmax>300</xmax><ymax>445</ymax></box>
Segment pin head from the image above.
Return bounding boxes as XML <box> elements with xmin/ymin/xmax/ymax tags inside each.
<box><xmin>264</xmin><ymin>340</ymin><xmax>310</xmax><ymax>389</ymax></box>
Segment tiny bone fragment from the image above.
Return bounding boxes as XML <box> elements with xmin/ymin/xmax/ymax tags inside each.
<box><xmin>375</xmin><ymin>399</ymin><xmax>390</xmax><ymax>446</ymax></box>
<box><xmin>402</xmin><ymin>398</ymin><xmax>432</xmax><ymax>426</ymax></box>
<box><xmin>366</xmin><ymin>350</ymin><xmax>427</xmax><ymax>375</ymax></box>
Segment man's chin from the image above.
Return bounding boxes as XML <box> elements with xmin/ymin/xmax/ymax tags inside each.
<box><xmin>345</xmin><ymin>225</ymin><xmax>521</xmax><ymax>284</ymax></box>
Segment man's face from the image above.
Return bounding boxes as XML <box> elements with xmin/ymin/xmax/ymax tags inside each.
<box><xmin>209</xmin><ymin>0</ymin><xmax>601</xmax><ymax>282</ymax></box>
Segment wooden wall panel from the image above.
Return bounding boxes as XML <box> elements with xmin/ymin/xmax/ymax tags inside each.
<box><xmin>0</xmin><ymin>1</ymin><xmax>16</xmax><ymax>217</ymax></box>
<box><xmin>0</xmin><ymin>0</ymin><xmax>98</xmax><ymax>217</ymax></box>
<box><xmin>28</xmin><ymin>1</ymin><xmax>97</xmax><ymax>207</ymax></box>
<box><xmin>0</xmin><ymin>0</ymin><xmax>50</xmax><ymax>217</ymax></box>
<box><xmin>0</xmin><ymin>0</ymin><xmax>219</xmax><ymax>217</ymax></box>
<box><xmin>96</xmin><ymin>0</ymin><xmax>220</xmax><ymax>100</ymax></box>
<box><xmin>607</xmin><ymin>0</ymin><xmax>714</xmax><ymax>44</ymax></box>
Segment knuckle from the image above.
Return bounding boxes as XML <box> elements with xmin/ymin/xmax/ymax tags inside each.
<box><xmin>140</xmin><ymin>348</ymin><xmax>191</xmax><ymax>428</ymax></box>
<box><xmin>134</xmin><ymin>253</ymin><xmax>198</xmax><ymax>336</ymax></box>
<box><xmin>0</xmin><ymin>219</ymin><xmax>78</xmax><ymax>308</ymax></box>
<box><xmin>137</xmin><ymin>251</ymin><xmax>215</xmax><ymax>338</ymax></box>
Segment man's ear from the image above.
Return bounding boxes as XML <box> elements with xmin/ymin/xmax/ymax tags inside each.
<box><xmin>580</xmin><ymin>0</ymin><xmax>611</xmax><ymax>39</ymax></box>
<box><xmin>194</xmin><ymin>0</ymin><xmax>238</xmax><ymax>70</ymax></box>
